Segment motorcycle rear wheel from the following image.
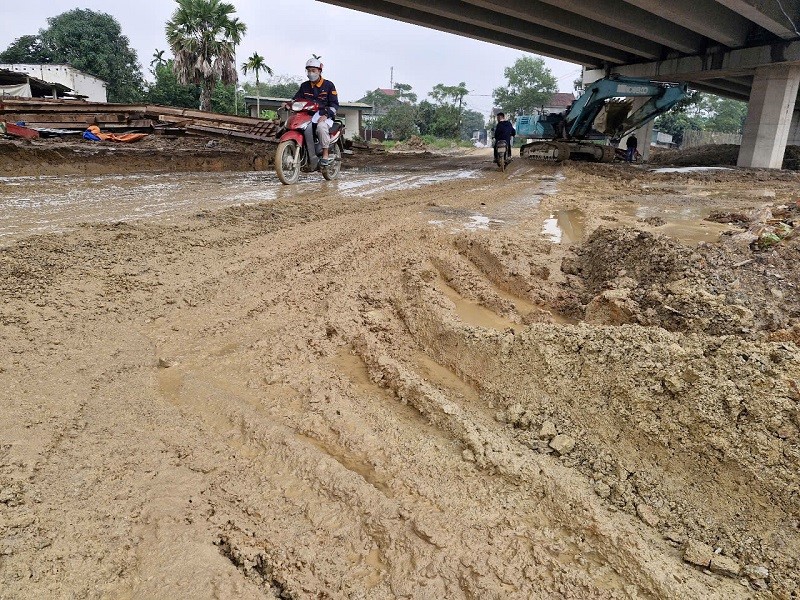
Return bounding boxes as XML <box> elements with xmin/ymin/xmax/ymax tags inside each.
<box><xmin>322</xmin><ymin>143</ymin><xmax>342</xmax><ymax>181</ymax></box>
<box><xmin>275</xmin><ymin>140</ymin><xmax>300</xmax><ymax>185</ymax></box>
<box><xmin>496</xmin><ymin>142</ymin><xmax>507</xmax><ymax>172</ymax></box>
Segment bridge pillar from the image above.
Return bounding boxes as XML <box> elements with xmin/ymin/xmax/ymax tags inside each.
<box><xmin>789</xmin><ymin>106</ymin><xmax>800</xmax><ymax>146</ymax></box>
<box><xmin>737</xmin><ymin>65</ymin><xmax>800</xmax><ymax>169</ymax></box>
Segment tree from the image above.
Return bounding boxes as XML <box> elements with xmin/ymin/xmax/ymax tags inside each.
<box><xmin>166</xmin><ymin>0</ymin><xmax>247</xmax><ymax>112</ymax></box>
<box><xmin>654</xmin><ymin>90</ymin><xmax>704</xmax><ymax>146</ymax></box>
<box><xmin>241</xmin><ymin>52</ymin><xmax>273</xmax><ymax>117</ymax></box>
<box><xmin>415</xmin><ymin>100</ymin><xmax>436</xmax><ymax>136</ymax></box>
<box><xmin>0</xmin><ymin>35</ymin><xmax>53</xmax><ymax>63</ymax></box>
<box><xmin>393</xmin><ymin>82</ymin><xmax>417</xmax><ymax>104</ymax></box>
<box><xmin>493</xmin><ymin>56</ymin><xmax>557</xmax><ymax>116</ymax></box>
<box><xmin>243</xmin><ymin>74</ymin><xmax>302</xmax><ymax>100</ymax></box>
<box><xmin>41</xmin><ymin>9</ymin><xmax>145</xmax><ymax>102</ymax></box>
<box><xmin>704</xmin><ymin>96</ymin><xmax>747</xmax><ymax>133</ymax></box>
<box><xmin>377</xmin><ymin>103</ymin><xmax>418</xmax><ymax>140</ymax></box>
<box><xmin>212</xmin><ymin>82</ymin><xmax>239</xmax><ymax>115</ymax></box>
<box><xmin>0</xmin><ymin>10</ymin><xmax>146</xmax><ymax>102</ymax></box>
<box><xmin>460</xmin><ymin>109</ymin><xmax>486</xmax><ymax>140</ymax></box>
<box><xmin>429</xmin><ymin>82</ymin><xmax>469</xmax><ymax>138</ymax></box>
<box><xmin>146</xmin><ymin>60</ymin><xmax>200</xmax><ymax>108</ymax></box>
<box><xmin>150</xmin><ymin>49</ymin><xmax>167</xmax><ymax>75</ymax></box>
<box><xmin>360</xmin><ymin>89</ymin><xmax>398</xmax><ymax>116</ymax></box>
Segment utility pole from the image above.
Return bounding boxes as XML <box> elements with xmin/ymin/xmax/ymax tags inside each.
<box><xmin>390</xmin><ymin>67</ymin><xmax>394</xmax><ymax>89</ymax></box>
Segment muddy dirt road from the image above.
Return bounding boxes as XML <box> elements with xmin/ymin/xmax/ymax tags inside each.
<box><xmin>1</xmin><ymin>152</ymin><xmax>799</xmax><ymax>599</ymax></box>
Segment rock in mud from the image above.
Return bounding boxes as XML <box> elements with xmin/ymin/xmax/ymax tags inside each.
<box><xmin>538</xmin><ymin>420</ymin><xmax>557</xmax><ymax>439</ymax></box>
<box><xmin>683</xmin><ymin>539</ymin><xmax>714</xmax><ymax>568</ymax></box>
<box><xmin>710</xmin><ymin>554</ymin><xmax>741</xmax><ymax>578</ymax></box>
<box><xmin>584</xmin><ymin>289</ymin><xmax>638</xmax><ymax>325</ymax></box>
<box><xmin>549</xmin><ymin>434</ymin><xmax>575</xmax><ymax>455</ymax></box>
<box><xmin>635</xmin><ymin>503</ymin><xmax>660</xmax><ymax>527</ymax></box>
<box><xmin>742</xmin><ymin>565</ymin><xmax>769</xmax><ymax>581</ymax></box>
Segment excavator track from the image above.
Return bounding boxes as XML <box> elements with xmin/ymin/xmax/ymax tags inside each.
<box><xmin>520</xmin><ymin>140</ymin><xmax>615</xmax><ymax>163</ymax></box>
<box><xmin>520</xmin><ymin>141</ymin><xmax>571</xmax><ymax>162</ymax></box>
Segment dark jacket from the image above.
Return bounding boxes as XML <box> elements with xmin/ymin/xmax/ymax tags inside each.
<box><xmin>626</xmin><ymin>135</ymin><xmax>638</xmax><ymax>149</ymax></box>
<box><xmin>293</xmin><ymin>78</ymin><xmax>339</xmax><ymax>119</ymax></box>
<box><xmin>494</xmin><ymin>120</ymin><xmax>516</xmax><ymax>143</ymax></box>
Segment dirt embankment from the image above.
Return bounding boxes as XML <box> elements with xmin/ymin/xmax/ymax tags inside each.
<box><xmin>1</xmin><ymin>153</ymin><xmax>799</xmax><ymax>599</ymax></box>
<box><xmin>0</xmin><ymin>137</ymin><xmax>276</xmax><ymax>177</ymax></box>
<box><xmin>650</xmin><ymin>144</ymin><xmax>800</xmax><ymax>170</ymax></box>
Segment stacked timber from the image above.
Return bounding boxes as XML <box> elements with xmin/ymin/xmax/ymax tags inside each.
<box><xmin>0</xmin><ymin>98</ymin><xmax>280</xmax><ymax>142</ymax></box>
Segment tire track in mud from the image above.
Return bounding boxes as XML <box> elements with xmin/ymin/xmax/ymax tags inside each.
<box><xmin>3</xmin><ymin>158</ymin><xmax>796</xmax><ymax>598</ymax></box>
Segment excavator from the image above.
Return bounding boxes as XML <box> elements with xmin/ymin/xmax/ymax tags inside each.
<box><xmin>516</xmin><ymin>75</ymin><xmax>688</xmax><ymax>163</ymax></box>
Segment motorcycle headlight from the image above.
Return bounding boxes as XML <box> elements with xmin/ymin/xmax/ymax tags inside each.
<box><xmin>292</xmin><ymin>101</ymin><xmax>308</xmax><ymax>111</ymax></box>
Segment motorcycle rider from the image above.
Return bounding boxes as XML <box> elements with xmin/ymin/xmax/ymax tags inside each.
<box><xmin>493</xmin><ymin>112</ymin><xmax>515</xmax><ymax>165</ymax></box>
<box><xmin>291</xmin><ymin>57</ymin><xmax>339</xmax><ymax>167</ymax></box>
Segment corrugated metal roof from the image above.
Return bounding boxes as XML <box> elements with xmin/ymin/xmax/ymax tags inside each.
<box><xmin>546</xmin><ymin>92</ymin><xmax>575</xmax><ymax>107</ymax></box>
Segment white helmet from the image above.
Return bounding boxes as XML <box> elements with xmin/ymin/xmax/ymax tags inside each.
<box><xmin>305</xmin><ymin>57</ymin><xmax>322</xmax><ymax>69</ymax></box>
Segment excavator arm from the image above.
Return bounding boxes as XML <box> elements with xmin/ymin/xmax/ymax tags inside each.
<box><xmin>566</xmin><ymin>76</ymin><xmax>688</xmax><ymax>140</ymax></box>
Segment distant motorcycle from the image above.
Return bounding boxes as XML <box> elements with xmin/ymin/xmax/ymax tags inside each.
<box><xmin>274</xmin><ymin>100</ymin><xmax>344</xmax><ymax>185</ymax></box>
<box><xmin>495</xmin><ymin>140</ymin><xmax>511</xmax><ymax>172</ymax></box>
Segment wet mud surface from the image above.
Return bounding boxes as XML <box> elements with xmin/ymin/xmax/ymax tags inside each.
<box><xmin>1</xmin><ymin>149</ymin><xmax>799</xmax><ymax>599</ymax></box>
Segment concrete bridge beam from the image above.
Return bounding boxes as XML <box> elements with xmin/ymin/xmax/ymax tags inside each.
<box><xmin>539</xmin><ymin>0</ymin><xmax>705</xmax><ymax>54</ymax></box>
<box><xmin>622</xmin><ymin>0</ymin><xmax>753</xmax><ymax>47</ymax></box>
<box><xmin>714</xmin><ymin>0</ymin><xmax>800</xmax><ymax>39</ymax></box>
<box><xmin>461</xmin><ymin>0</ymin><xmax>665</xmax><ymax>59</ymax></box>
<box><xmin>737</xmin><ymin>65</ymin><xmax>800</xmax><ymax>168</ymax></box>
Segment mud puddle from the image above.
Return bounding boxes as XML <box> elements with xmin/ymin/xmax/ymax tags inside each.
<box><xmin>0</xmin><ymin>167</ymin><xmax>480</xmax><ymax>245</ymax></box>
<box><xmin>426</xmin><ymin>171</ymin><xmax>563</xmax><ymax>232</ymax></box>
<box><xmin>620</xmin><ymin>202</ymin><xmax>737</xmax><ymax>244</ymax></box>
<box><xmin>435</xmin><ymin>277</ymin><xmax>519</xmax><ymax>331</ymax></box>
<box><xmin>541</xmin><ymin>209</ymin><xmax>586</xmax><ymax>244</ymax></box>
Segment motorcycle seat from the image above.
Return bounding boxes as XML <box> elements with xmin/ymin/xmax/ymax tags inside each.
<box><xmin>330</xmin><ymin>122</ymin><xmax>342</xmax><ymax>135</ymax></box>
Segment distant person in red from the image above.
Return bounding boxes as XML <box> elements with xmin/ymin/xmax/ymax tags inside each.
<box><xmin>493</xmin><ymin>113</ymin><xmax>515</xmax><ymax>165</ymax></box>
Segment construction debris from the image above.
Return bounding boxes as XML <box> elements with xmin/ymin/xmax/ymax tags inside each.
<box><xmin>0</xmin><ymin>98</ymin><xmax>281</xmax><ymax>143</ymax></box>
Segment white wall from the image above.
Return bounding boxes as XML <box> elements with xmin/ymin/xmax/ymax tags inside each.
<box><xmin>0</xmin><ymin>64</ymin><xmax>108</xmax><ymax>102</ymax></box>
<box><xmin>337</xmin><ymin>108</ymin><xmax>361</xmax><ymax>140</ymax></box>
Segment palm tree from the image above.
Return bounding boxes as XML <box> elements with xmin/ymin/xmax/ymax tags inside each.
<box><xmin>150</xmin><ymin>49</ymin><xmax>167</xmax><ymax>76</ymax></box>
<box><xmin>241</xmin><ymin>52</ymin><xmax>272</xmax><ymax>118</ymax></box>
<box><xmin>165</xmin><ymin>0</ymin><xmax>247</xmax><ymax>112</ymax></box>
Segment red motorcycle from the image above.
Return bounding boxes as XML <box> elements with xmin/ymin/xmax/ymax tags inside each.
<box><xmin>274</xmin><ymin>100</ymin><xmax>344</xmax><ymax>185</ymax></box>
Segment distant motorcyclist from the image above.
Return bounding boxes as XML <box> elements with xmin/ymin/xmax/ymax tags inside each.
<box><xmin>292</xmin><ymin>57</ymin><xmax>339</xmax><ymax>166</ymax></box>
<box><xmin>493</xmin><ymin>112</ymin><xmax>515</xmax><ymax>164</ymax></box>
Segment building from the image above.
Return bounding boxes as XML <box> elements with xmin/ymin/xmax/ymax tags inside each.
<box><xmin>0</xmin><ymin>64</ymin><xmax>107</xmax><ymax>102</ymax></box>
<box><xmin>0</xmin><ymin>68</ymin><xmax>72</xmax><ymax>99</ymax></box>
<box><xmin>541</xmin><ymin>92</ymin><xmax>575</xmax><ymax>116</ymax></box>
<box><xmin>243</xmin><ymin>96</ymin><xmax>372</xmax><ymax>141</ymax></box>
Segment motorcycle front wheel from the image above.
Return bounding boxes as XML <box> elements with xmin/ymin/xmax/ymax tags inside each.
<box><xmin>322</xmin><ymin>142</ymin><xmax>342</xmax><ymax>181</ymax></box>
<box><xmin>275</xmin><ymin>140</ymin><xmax>300</xmax><ymax>185</ymax></box>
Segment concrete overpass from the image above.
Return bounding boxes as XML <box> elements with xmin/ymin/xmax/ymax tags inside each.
<box><xmin>318</xmin><ymin>0</ymin><xmax>800</xmax><ymax>168</ymax></box>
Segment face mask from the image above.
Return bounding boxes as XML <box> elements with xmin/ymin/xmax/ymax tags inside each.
<box><xmin>307</xmin><ymin>71</ymin><xmax>320</xmax><ymax>82</ymax></box>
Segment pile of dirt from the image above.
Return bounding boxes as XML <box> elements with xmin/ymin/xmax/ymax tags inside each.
<box><xmin>389</xmin><ymin>135</ymin><xmax>431</xmax><ymax>152</ymax></box>
<box><xmin>559</xmin><ymin>220</ymin><xmax>800</xmax><ymax>337</ymax></box>
<box><xmin>650</xmin><ymin>143</ymin><xmax>800</xmax><ymax>170</ymax></box>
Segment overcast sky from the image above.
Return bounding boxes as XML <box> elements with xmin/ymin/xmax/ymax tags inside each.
<box><xmin>0</xmin><ymin>0</ymin><xmax>581</xmax><ymax>116</ymax></box>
